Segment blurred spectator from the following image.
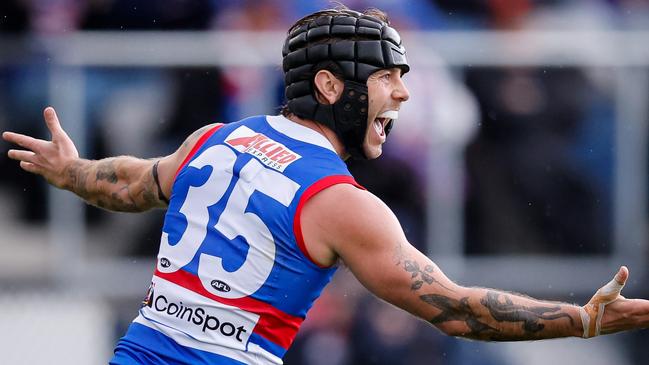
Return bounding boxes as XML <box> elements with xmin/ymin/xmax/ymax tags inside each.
<box><xmin>614</xmin><ymin>0</ymin><xmax>649</xmax><ymax>29</ymax></box>
<box><xmin>213</xmin><ymin>0</ymin><xmax>292</xmax><ymax>30</ymax></box>
<box><xmin>461</xmin><ymin>0</ymin><xmax>615</xmax><ymax>255</ymax></box>
<box><xmin>160</xmin><ymin>67</ymin><xmax>231</xmax><ymax>146</ymax></box>
<box><xmin>81</xmin><ymin>0</ymin><xmax>215</xmax><ymax>30</ymax></box>
<box><xmin>348</xmin><ymin>295</ymin><xmax>446</xmax><ymax>365</ymax></box>
<box><xmin>27</xmin><ymin>0</ymin><xmax>86</xmax><ymax>34</ymax></box>
<box><xmin>348</xmin><ymin>156</ymin><xmax>428</xmax><ymax>252</ymax></box>
<box><xmin>0</xmin><ymin>3</ymin><xmax>53</xmax><ymax>222</ymax></box>
<box><xmin>213</xmin><ymin>0</ymin><xmax>293</xmax><ymax>120</ymax></box>
<box><xmin>0</xmin><ymin>64</ymin><xmax>51</xmax><ymax>222</ymax></box>
<box><xmin>525</xmin><ymin>0</ymin><xmax>617</xmax><ymax>30</ymax></box>
<box><xmin>463</xmin><ymin>66</ymin><xmax>611</xmax><ymax>254</ymax></box>
<box><xmin>284</xmin><ymin>274</ymin><xmax>356</xmax><ymax>365</ymax></box>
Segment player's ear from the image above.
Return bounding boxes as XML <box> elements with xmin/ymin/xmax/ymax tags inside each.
<box><xmin>313</xmin><ymin>70</ymin><xmax>343</xmax><ymax>105</ymax></box>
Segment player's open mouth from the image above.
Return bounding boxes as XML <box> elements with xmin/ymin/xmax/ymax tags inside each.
<box><xmin>373</xmin><ymin>110</ymin><xmax>399</xmax><ymax>137</ymax></box>
<box><xmin>373</xmin><ymin>118</ymin><xmax>389</xmax><ymax>137</ymax></box>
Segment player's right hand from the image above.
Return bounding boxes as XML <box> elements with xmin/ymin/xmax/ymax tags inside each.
<box><xmin>2</xmin><ymin>106</ymin><xmax>80</xmax><ymax>189</ymax></box>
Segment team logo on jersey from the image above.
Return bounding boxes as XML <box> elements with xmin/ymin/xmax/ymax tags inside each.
<box><xmin>159</xmin><ymin>257</ymin><xmax>171</xmax><ymax>268</ymax></box>
<box><xmin>225</xmin><ymin>126</ymin><xmax>301</xmax><ymax>172</ymax></box>
<box><xmin>210</xmin><ymin>280</ymin><xmax>231</xmax><ymax>293</ymax></box>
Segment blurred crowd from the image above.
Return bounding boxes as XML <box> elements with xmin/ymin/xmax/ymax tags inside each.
<box><xmin>2</xmin><ymin>0</ymin><xmax>649</xmax><ymax>33</ymax></box>
<box><xmin>1</xmin><ymin>0</ymin><xmax>649</xmax><ymax>364</ymax></box>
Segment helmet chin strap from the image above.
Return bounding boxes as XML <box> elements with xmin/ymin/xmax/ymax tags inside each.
<box><xmin>330</xmin><ymin>81</ymin><xmax>370</xmax><ymax>159</ymax></box>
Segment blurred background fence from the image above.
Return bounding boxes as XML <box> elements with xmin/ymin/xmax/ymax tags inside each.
<box><xmin>1</xmin><ymin>0</ymin><xmax>649</xmax><ymax>364</ymax></box>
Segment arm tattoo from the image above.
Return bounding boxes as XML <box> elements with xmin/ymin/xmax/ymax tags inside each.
<box><xmin>65</xmin><ymin>158</ymin><xmax>163</xmax><ymax>212</ymax></box>
<box><xmin>62</xmin><ymin>125</ymin><xmax>217</xmax><ymax>211</ymax></box>
<box><xmin>393</xmin><ymin>243</ymin><xmax>452</xmax><ymax>291</ymax></box>
<box><xmin>403</xmin><ymin>260</ymin><xmax>452</xmax><ymax>291</ymax></box>
<box><xmin>67</xmin><ymin>160</ymin><xmax>90</xmax><ymax>198</ymax></box>
<box><xmin>481</xmin><ymin>291</ymin><xmax>574</xmax><ymax>333</ymax></box>
<box><xmin>96</xmin><ymin>160</ymin><xmax>118</xmax><ymax>183</ymax></box>
<box><xmin>396</xmin><ymin>250</ymin><xmax>575</xmax><ymax>340</ymax></box>
<box><xmin>420</xmin><ymin>290</ymin><xmax>575</xmax><ymax>340</ymax></box>
<box><xmin>422</xmin><ymin>294</ymin><xmax>497</xmax><ymax>335</ymax></box>
<box><xmin>95</xmin><ymin>159</ymin><xmax>140</xmax><ymax>211</ymax></box>
<box><xmin>110</xmin><ymin>187</ymin><xmax>138</xmax><ymax>212</ymax></box>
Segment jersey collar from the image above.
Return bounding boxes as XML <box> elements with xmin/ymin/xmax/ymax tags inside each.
<box><xmin>266</xmin><ymin>115</ymin><xmax>337</xmax><ymax>153</ymax></box>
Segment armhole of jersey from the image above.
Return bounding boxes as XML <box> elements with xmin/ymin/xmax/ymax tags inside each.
<box><xmin>173</xmin><ymin>123</ymin><xmax>224</xmax><ymax>180</ymax></box>
<box><xmin>293</xmin><ymin>175</ymin><xmax>366</xmax><ymax>269</ymax></box>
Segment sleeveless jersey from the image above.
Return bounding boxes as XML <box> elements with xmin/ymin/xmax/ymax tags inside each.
<box><xmin>111</xmin><ymin>115</ymin><xmax>362</xmax><ymax>365</ymax></box>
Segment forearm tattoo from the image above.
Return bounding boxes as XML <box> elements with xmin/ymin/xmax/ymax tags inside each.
<box><xmin>481</xmin><ymin>292</ymin><xmax>574</xmax><ymax>334</ymax></box>
<box><xmin>422</xmin><ymin>290</ymin><xmax>574</xmax><ymax>341</ymax></box>
<box><xmin>403</xmin><ymin>260</ymin><xmax>452</xmax><ymax>291</ymax></box>
<box><xmin>67</xmin><ymin>160</ymin><xmax>91</xmax><ymax>199</ymax></box>
<box><xmin>95</xmin><ymin>160</ymin><xmax>118</xmax><ymax>183</ymax></box>
<box><xmin>422</xmin><ymin>294</ymin><xmax>498</xmax><ymax>336</ymax></box>
<box><xmin>398</xmin><ymin>255</ymin><xmax>574</xmax><ymax>340</ymax></box>
<box><xmin>65</xmin><ymin>158</ymin><xmax>161</xmax><ymax>212</ymax></box>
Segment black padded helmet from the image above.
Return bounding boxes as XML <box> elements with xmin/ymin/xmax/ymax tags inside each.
<box><xmin>282</xmin><ymin>8</ymin><xmax>409</xmax><ymax>159</ymax></box>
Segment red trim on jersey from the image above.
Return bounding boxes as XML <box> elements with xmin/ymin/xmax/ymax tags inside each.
<box><xmin>293</xmin><ymin>175</ymin><xmax>365</xmax><ymax>268</ymax></box>
<box><xmin>174</xmin><ymin>124</ymin><xmax>225</xmax><ymax>180</ymax></box>
<box><xmin>154</xmin><ymin>268</ymin><xmax>302</xmax><ymax>349</ymax></box>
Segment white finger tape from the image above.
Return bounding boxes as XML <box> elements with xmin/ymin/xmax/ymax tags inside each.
<box><xmin>598</xmin><ymin>277</ymin><xmax>625</xmax><ymax>298</ymax></box>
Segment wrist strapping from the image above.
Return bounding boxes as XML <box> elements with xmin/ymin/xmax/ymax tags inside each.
<box><xmin>580</xmin><ymin>276</ymin><xmax>625</xmax><ymax>338</ymax></box>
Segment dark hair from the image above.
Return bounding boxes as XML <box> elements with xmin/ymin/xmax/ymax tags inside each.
<box><xmin>280</xmin><ymin>6</ymin><xmax>390</xmax><ymax>117</ymax></box>
<box><xmin>286</xmin><ymin>6</ymin><xmax>389</xmax><ymax>35</ymax></box>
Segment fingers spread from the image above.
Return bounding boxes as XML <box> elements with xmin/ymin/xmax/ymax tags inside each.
<box><xmin>43</xmin><ymin>106</ymin><xmax>66</xmax><ymax>138</ymax></box>
<box><xmin>2</xmin><ymin>132</ymin><xmax>46</xmax><ymax>153</ymax></box>
<box><xmin>19</xmin><ymin>161</ymin><xmax>43</xmax><ymax>175</ymax></box>
<box><xmin>2</xmin><ymin>131</ymin><xmax>20</xmax><ymax>143</ymax></box>
<box><xmin>7</xmin><ymin>149</ymin><xmax>37</xmax><ymax>163</ymax></box>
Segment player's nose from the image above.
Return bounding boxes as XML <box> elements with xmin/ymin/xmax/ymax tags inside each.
<box><xmin>393</xmin><ymin>77</ymin><xmax>410</xmax><ymax>102</ymax></box>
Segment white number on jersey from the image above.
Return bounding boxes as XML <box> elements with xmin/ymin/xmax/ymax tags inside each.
<box><xmin>158</xmin><ymin>144</ymin><xmax>300</xmax><ymax>299</ymax></box>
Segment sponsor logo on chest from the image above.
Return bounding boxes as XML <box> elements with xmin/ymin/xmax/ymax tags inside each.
<box><xmin>224</xmin><ymin>126</ymin><xmax>301</xmax><ymax>172</ymax></box>
<box><xmin>140</xmin><ymin>277</ymin><xmax>260</xmax><ymax>350</ymax></box>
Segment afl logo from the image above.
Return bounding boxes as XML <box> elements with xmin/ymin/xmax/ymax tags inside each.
<box><xmin>210</xmin><ymin>280</ymin><xmax>231</xmax><ymax>293</ymax></box>
<box><xmin>159</xmin><ymin>257</ymin><xmax>171</xmax><ymax>268</ymax></box>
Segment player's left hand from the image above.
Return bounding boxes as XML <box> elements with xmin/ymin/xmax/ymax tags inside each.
<box><xmin>581</xmin><ymin>266</ymin><xmax>649</xmax><ymax>337</ymax></box>
<box><xmin>2</xmin><ymin>106</ymin><xmax>80</xmax><ymax>189</ymax></box>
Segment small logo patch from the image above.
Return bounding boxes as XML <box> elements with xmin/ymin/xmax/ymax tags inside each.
<box><xmin>210</xmin><ymin>280</ymin><xmax>231</xmax><ymax>293</ymax></box>
<box><xmin>159</xmin><ymin>257</ymin><xmax>171</xmax><ymax>268</ymax></box>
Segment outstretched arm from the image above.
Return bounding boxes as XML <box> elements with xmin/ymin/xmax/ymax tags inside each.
<box><xmin>401</xmin><ymin>261</ymin><xmax>583</xmax><ymax>341</ymax></box>
<box><xmin>3</xmin><ymin>107</ymin><xmax>216</xmax><ymax>212</ymax></box>
<box><xmin>300</xmin><ymin>184</ymin><xmax>649</xmax><ymax>341</ymax></box>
